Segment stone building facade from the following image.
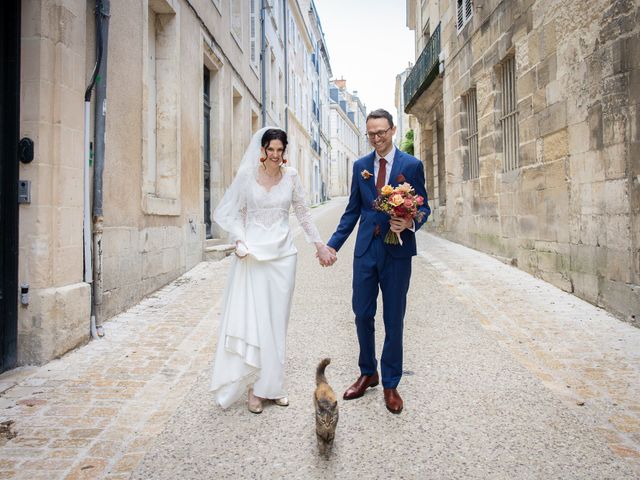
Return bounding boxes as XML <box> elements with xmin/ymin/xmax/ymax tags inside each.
<box><xmin>4</xmin><ymin>0</ymin><xmax>342</xmax><ymax>370</ymax></box>
<box><xmin>405</xmin><ymin>0</ymin><xmax>640</xmax><ymax>324</ymax></box>
<box><xmin>329</xmin><ymin>79</ymin><xmax>365</xmax><ymax>196</ymax></box>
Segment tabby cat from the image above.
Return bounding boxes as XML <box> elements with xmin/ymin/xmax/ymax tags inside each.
<box><xmin>314</xmin><ymin>358</ymin><xmax>339</xmax><ymax>457</ymax></box>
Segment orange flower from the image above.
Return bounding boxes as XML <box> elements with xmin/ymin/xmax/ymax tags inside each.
<box><xmin>380</xmin><ymin>185</ymin><xmax>394</xmax><ymax>196</ymax></box>
<box><xmin>389</xmin><ymin>194</ymin><xmax>404</xmax><ymax>207</ymax></box>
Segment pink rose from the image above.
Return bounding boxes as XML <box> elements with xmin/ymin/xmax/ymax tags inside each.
<box><xmin>416</xmin><ymin>196</ymin><xmax>424</xmax><ymax>206</ymax></box>
<box><xmin>404</xmin><ymin>198</ymin><xmax>414</xmax><ymax>208</ymax></box>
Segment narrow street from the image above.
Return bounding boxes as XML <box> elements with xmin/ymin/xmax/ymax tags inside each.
<box><xmin>1</xmin><ymin>198</ymin><xmax>639</xmax><ymax>479</ymax></box>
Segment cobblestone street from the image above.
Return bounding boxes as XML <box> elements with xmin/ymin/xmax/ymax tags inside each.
<box><xmin>1</xmin><ymin>198</ymin><xmax>639</xmax><ymax>479</ymax></box>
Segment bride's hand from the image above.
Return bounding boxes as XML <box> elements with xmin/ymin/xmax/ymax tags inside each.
<box><xmin>315</xmin><ymin>244</ymin><xmax>337</xmax><ymax>267</ymax></box>
<box><xmin>235</xmin><ymin>241</ymin><xmax>249</xmax><ymax>258</ymax></box>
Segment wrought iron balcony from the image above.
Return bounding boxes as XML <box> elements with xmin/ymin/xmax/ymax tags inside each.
<box><xmin>404</xmin><ymin>23</ymin><xmax>441</xmax><ymax>112</ymax></box>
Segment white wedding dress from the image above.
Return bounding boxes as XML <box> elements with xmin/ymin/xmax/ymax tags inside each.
<box><xmin>210</xmin><ymin>165</ymin><xmax>322</xmax><ymax>408</ymax></box>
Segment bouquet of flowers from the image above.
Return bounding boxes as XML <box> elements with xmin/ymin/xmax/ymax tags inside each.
<box><xmin>372</xmin><ymin>183</ymin><xmax>426</xmax><ymax>245</ymax></box>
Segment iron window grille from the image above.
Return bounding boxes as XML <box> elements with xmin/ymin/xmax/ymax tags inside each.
<box><xmin>464</xmin><ymin>88</ymin><xmax>479</xmax><ymax>179</ymax></box>
<box><xmin>500</xmin><ymin>56</ymin><xmax>519</xmax><ymax>172</ymax></box>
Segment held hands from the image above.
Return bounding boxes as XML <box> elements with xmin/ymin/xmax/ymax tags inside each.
<box><xmin>389</xmin><ymin>216</ymin><xmax>413</xmax><ymax>234</ymax></box>
<box><xmin>316</xmin><ymin>244</ymin><xmax>337</xmax><ymax>267</ymax></box>
<box><xmin>235</xmin><ymin>240</ymin><xmax>249</xmax><ymax>258</ymax></box>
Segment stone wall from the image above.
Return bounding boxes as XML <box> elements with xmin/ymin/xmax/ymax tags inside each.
<box><xmin>18</xmin><ymin>0</ymin><xmax>91</xmax><ymax>364</ymax></box>
<box><xmin>436</xmin><ymin>0</ymin><xmax>639</xmax><ymax>324</ymax></box>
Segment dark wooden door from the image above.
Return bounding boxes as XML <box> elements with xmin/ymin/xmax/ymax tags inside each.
<box><xmin>0</xmin><ymin>0</ymin><xmax>21</xmax><ymax>372</ymax></box>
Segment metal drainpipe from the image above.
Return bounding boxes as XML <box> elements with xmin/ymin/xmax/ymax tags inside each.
<box><xmin>283</xmin><ymin>0</ymin><xmax>288</xmax><ymax>133</ymax></box>
<box><xmin>91</xmin><ymin>0</ymin><xmax>110</xmax><ymax>339</ymax></box>
<box><xmin>260</xmin><ymin>0</ymin><xmax>267</xmax><ymax>127</ymax></box>
<box><xmin>84</xmin><ymin>0</ymin><xmax>104</xmax><ymax>337</ymax></box>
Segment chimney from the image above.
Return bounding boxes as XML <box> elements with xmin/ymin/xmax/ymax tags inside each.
<box><xmin>334</xmin><ymin>78</ymin><xmax>347</xmax><ymax>90</ymax></box>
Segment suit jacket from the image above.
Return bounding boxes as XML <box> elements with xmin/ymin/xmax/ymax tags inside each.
<box><xmin>327</xmin><ymin>148</ymin><xmax>431</xmax><ymax>258</ymax></box>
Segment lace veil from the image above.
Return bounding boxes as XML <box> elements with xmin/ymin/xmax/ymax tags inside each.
<box><xmin>213</xmin><ymin>126</ymin><xmax>278</xmax><ymax>243</ymax></box>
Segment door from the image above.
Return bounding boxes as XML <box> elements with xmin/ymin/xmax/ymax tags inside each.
<box><xmin>0</xmin><ymin>0</ymin><xmax>21</xmax><ymax>372</ymax></box>
<box><xmin>203</xmin><ymin>67</ymin><xmax>212</xmax><ymax>239</ymax></box>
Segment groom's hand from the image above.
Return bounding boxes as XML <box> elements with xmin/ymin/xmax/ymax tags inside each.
<box><xmin>316</xmin><ymin>245</ymin><xmax>337</xmax><ymax>267</ymax></box>
<box><xmin>390</xmin><ymin>217</ymin><xmax>413</xmax><ymax>234</ymax></box>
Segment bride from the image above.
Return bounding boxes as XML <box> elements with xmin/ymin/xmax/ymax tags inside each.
<box><xmin>210</xmin><ymin>127</ymin><xmax>336</xmax><ymax>413</ymax></box>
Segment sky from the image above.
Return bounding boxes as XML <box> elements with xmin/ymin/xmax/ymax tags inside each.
<box><xmin>314</xmin><ymin>0</ymin><xmax>415</xmax><ymax>123</ymax></box>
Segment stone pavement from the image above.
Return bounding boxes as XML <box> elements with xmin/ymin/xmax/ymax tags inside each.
<box><xmin>0</xmin><ymin>197</ymin><xmax>638</xmax><ymax>479</ymax></box>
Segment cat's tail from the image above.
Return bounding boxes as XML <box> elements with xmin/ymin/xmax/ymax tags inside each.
<box><xmin>316</xmin><ymin>358</ymin><xmax>331</xmax><ymax>385</ymax></box>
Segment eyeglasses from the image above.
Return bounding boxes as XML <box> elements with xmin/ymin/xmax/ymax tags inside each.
<box><xmin>366</xmin><ymin>127</ymin><xmax>392</xmax><ymax>139</ymax></box>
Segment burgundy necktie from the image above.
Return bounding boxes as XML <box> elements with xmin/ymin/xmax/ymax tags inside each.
<box><xmin>376</xmin><ymin>158</ymin><xmax>387</xmax><ymax>192</ymax></box>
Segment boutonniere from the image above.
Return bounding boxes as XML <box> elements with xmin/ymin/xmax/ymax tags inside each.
<box><xmin>396</xmin><ymin>174</ymin><xmax>406</xmax><ymax>183</ymax></box>
<box><xmin>361</xmin><ymin>169</ymin><xmax>373</xmax><ymax>180</ymax></box>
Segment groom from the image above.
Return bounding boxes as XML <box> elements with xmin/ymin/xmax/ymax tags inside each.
<box><xmin>324</xmin><ymin>109</ymin><xmax>430</xmax><ymax>414</ymax></box>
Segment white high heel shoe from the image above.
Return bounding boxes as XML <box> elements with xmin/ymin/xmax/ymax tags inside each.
<box><xmin>248</xmin><ymin>388</ymin><xmax>263</xmax><ymax>414</ymax></box>
<box><xmin>274</xmin><ymin>397</ymin><xmax>289</xmax><ymax>407</ymax></box>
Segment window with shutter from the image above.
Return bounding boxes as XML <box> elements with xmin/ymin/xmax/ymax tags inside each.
<box><xmin>456</xmin><ymin>0</ymin><xmax>473</xmax><ymax>32</ymax></box>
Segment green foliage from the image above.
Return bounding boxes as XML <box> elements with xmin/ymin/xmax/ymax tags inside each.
<box><xmin>400</xmin><ymin>129</ymin><xmax>414</xmax><ymax>156</ymax></box>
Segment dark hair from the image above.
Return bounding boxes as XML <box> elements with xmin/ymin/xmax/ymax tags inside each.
<box><xmin>261</xmin><ymin>129</ymin><xmax>288</xmax><ymax>150</ymax></box>
<box><xmin>366</xmin><ymin>109</ymin><xmax>394</xmax><ymax>128</ymax></box>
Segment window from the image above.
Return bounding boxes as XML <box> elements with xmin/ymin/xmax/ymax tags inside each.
<box><xmin>231</xmin><ymin>1</ymin><xmax>242</xmax><ymax>45</ymax></box>
<box><xmin>142</xmin><ymin>1</ymin><xmax>181</xmax><ymax>216</ymax></box>
<box><xmin>464</xmin><ymin>88</ymin><xmax>479</xmax><ymax>179</ymax></box>
<box><xmin>456</xmin><ymin>0</ymin><xmax>473</xmax><ymax>32</ymax></box>
<box><xmin>500</xmin><ymin>56</ymin><xmax>519</xmax><ymax>171</ymax></box>
<box><xmin>250</xmin><ymin>0</ymin><xmax>257</xmax><ymax>65</ymax></box>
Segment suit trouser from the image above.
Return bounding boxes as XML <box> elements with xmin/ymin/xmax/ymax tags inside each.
<box><xmin>352</xmin><ymin>236</ymin><xmax>412</xmax><ymax>389</ymax></box>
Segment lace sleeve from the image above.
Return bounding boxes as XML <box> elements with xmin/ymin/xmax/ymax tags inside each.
<box><xmin>213</xmin><ymin>171</ymin><xmax>248</xmax><ymax>243</ymax></box>
<box><xmin>291</xmin><ymin>170</ymin><xmax>322</xmax><ymax>244</ymax></box>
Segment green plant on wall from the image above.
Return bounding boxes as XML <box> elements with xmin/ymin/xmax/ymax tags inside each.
<box><xmin>400</xmin><ymin>129</ymin><xmax>414</xmax><ymax>156</ymax></box>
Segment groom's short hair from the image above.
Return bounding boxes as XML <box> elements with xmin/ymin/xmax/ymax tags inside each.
<box><xmin>366</xmin><ymin>109</ymin><xmax>394</xmax><ymax>127</ymax></box>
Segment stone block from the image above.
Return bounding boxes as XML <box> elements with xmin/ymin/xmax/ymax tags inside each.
<box><xmin>570</xmin><ymin>244</ymin><xmax>606</xmax><ymax>275</ymax></box>
<box><xmin>568</xmin><ymin>121</ymin><xmax>590</xmax><ymax>155</ymax></box>
<box><xmin>604</xmin><ymin>179</ymin><xmax>630</xmax><ymax>215</ymax></box>
<box><xmin>602</xmin><ymin>111</ymin><xmax>627</xmax><ymax>147</ymax></box>
<box><xmin>606</xmin><ymin>248</ymin><xmax>634</xmax><ymax>284</ymax></box>
<box><xmin>602</xmin><ymin>143</ymin><xmax>627</xmax><ymax>180</ymax></box>
<box><xmin>521</xmin><ymin>164</ymin><xmax>545</xmax><ymax>191</ymax></box>
<box><xmin>17</xmin><ymin>282</ymin><xmax>91</xmax><ymax>365</ymax></box>
<box><xmin>545</xmin><ymin>80</ymin><xmax>562</xmax><ymax>106</ymax></box>
<box><xmin>605</xmin><ymin>214</ymin><xmax>632</xmax><ymax>252</ymax></box>
<box><xmin>536</xmin><ymin>54</ymin><xmax>557</xmax><ymax>89</ymax></box>
<box><xmin>570</xmin><ymin>271</ymin><xmax>599</xmax><ymax>304</ymax></box>
<box><xmin>501</xmin><ymin>215</ymin><xmax>517</xmax><ymax>237</ymax></box>
<box><xmin>588</xmin><ymin>102</ymin><xmax>603</xmax><ymax>150</ymax></box>
<box><xmin>140</xmin><ymin>227</ymin><xmax>165</xmax><ymax>253</ymax></box>
<box><xmin>539</xmin><ymin>270</ymin><xmax>573</xmax><ymax>293</ymax></box>
<box><xmin>517</xmin><ymin>68</ymin><xmax>536</xmax><ymax>99</ymax></box>
<box><xmin>518</xmin><ymin>140</ymin><xmax>536</xmax><ymax>167</ymax></box>
<box><xmin>600</xmin><ymin>279</ymin><xmax>640</xmax><ymax>325</ymax></box>
<box><xmin>519</xmin><ymin>114</ymin><xmax>537</xmax><ymax>143</ymax></box>
<box><xmin>543</xmin><ymin>129</ymin><xmax>569</xmax><ymax>162</ymax></box>
<box><xmin>532</xmin><ymin>87</ymin><xmax>547</xmax><ymax>114</ymax></box>
<box><xmin>517</xmin><ymin>214</ymin><xmax>538</xmax><ymax>237</ymax></box>
<box><xmin>538</xmin><ymin>100</ymin><xmax>567</xmax><ymax>136</ymax></box>
<box><xmin>578</xmin><ymin>214</ymin><xmax>606</xmax><ymax>247</ymax></box>
<box><xmin>142</xmin><ymin>251</ymin><xmax>164</xmax><ymax>280</ymax></box>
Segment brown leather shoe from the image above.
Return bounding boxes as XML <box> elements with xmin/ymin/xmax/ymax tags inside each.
<box><xmin>383</xmin><ymin>388</ymin><xmax>403</xmax><ymax>414</ymax></box>
<box><xmin>343</xmin><ymin>372</ymin><xmax>380</xmax><ymax>400</ymax></box>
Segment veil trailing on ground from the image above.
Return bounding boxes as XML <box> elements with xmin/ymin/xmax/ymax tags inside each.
<box><xmin>213</xmin><ymin>126</ymin><xmax>279</xmax><ymax>243</ymax></box>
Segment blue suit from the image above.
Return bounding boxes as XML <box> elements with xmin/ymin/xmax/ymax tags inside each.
<box><xmin>328</xmin><ymin>148</ymin><xmax>430</xmax><ymax>388</ymax></box>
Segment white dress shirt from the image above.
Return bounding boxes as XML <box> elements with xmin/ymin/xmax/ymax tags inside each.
<box><xmin>373</xmin><ymin>145</ymin><xmax>396</xmax><ymax>186</ymax></box>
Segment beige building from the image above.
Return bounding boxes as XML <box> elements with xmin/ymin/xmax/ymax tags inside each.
<box><xmin>405</xmin><ymin>0</ymin><xmax>640</xmax><ymax>324</ymax></box>
<box><xmin>329</xmin><ymin>80</ymin><xmax>363</xmax><ymax>196</ymax></box>
<box><xmin>2</xmin><ymin>0</ymin><xmax>337</xmax><ymax>371</ymax></box>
